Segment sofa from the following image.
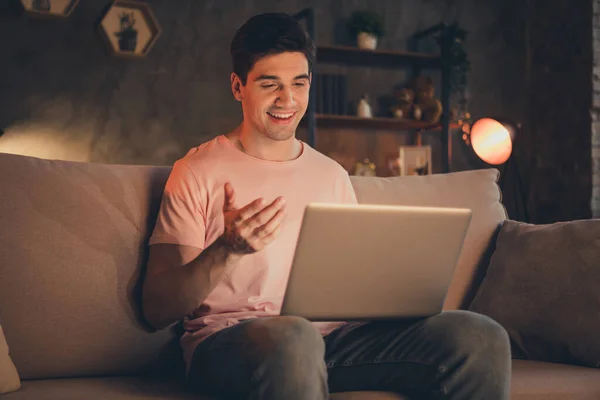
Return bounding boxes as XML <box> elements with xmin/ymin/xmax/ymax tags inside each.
<box><xmin>1</xmin><ymin>151</ymin><xmax>599</xmax><ymax>400</ymax></box>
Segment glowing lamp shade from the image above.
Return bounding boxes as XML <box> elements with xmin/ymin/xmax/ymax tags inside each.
<box><xmin>469</xmin><ymin>118</ymin><xmax>513</xmax><ymax>165</ymax></box>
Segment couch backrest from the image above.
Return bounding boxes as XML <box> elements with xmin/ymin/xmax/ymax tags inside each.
<box><xmin>0</xmin><ymin>152</ymin><xmax>506</xmax><ymax>380</ymax></box>
<box><xmin>0</xmin><ymin>153</ymin><xmax>175</xmax><ymax>380</ymax></box>
<box><xmin>350</xmin><ymin>168</ymin><xmax>507</xmax><ymax>311</ymax></box>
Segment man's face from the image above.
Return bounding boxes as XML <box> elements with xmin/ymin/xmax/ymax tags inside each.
<box><xmin>232</xmin><ymin>51</ymin><xmax>311</xmax><ymax>142</ymax></box>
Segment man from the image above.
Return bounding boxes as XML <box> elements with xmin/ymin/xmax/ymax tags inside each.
<box><xmin>142</xmin><ymin>12</ymin><xmax>511</xmax><ymax>400</ymax></box>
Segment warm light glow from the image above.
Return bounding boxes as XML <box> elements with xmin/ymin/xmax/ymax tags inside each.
<box><xmin>0</xmin><ymin>123</ymin><xmax>92</xmax><ymax>162</ymax></box>
<box><xmin>470</xmin><ymin>118</ymin><xmax>513</xmax><ymax>165</ymax></box>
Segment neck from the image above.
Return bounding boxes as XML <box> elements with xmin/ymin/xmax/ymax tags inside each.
<box><xmin>230</xmin><ymin>123</ymin><xmax>301</xmax><ymax>161</ymax></box>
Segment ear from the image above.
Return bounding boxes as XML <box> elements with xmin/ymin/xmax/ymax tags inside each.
<box><xmin>231</xmin><ymin>73</ymin><xmax>243</xmax><ymax>102</ymax></box>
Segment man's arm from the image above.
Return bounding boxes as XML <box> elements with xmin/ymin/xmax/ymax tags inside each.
<box><xmin>142</xmin><ymin>182</ymin><xmax>286</xmax><ymax>330</ymax></box>
<box><xmin>142</xmin><ymin>238</ymin><xmax>242</xmax><ymax>330</ymax></box>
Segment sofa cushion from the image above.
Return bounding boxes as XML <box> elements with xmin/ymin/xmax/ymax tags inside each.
<box><xmin>350</xmin><ymin>168</ymin><xmax>507</xmax><ymax>309</ymax></box>
<box><xmin>0</xmin><ymin>152</ymin><xmax>177</xmax><ymax>379</ymax></box>
<box><xmin>0</xmin><ymin>376</ymin><xmax>408</xmax><ymax>400</ymax></box>
<box><xmin>469</xmin><ymin>219</ymin><xmax>600</xmax><ymax>369</ymax></box>
<box><xmin>4</xmin><ymin>360</ymin><xmax>599</xmax><ymax>400</ymax></box>
<box><xmin>0</xmin><ymin>376</ymin><xmax>201</xmax><ymax>400</ymax></box>
<box><xmin>0</xmin><ymin>325</ymin><xmax>20</xmax><ymax>394</ymax></box>
<box><xmin>511</xmin><ymin>359</ymin><xmax>600</xmax><ymax>400</ymax></box>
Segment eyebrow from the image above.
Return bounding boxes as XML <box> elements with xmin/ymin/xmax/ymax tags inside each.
<box><xmin>254</xmin><ymin>73</ymin><xmax>310</xmax><ymax>82</ymax></box>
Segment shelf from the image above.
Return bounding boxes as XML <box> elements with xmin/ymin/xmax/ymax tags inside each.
<box><xmin>302</xmin><ymin>114</ymin><xmax>459</xmax><ymax>131</ymax></box>
<box><xmin>316</xmin><ymin>45</ymin><xmax>441</xmax><ymax>69</ymax></box>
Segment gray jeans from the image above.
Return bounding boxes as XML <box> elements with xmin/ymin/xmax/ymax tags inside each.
<box><xmin>187</xmin><ymin>310</ymin><xmax>511</xmax><ymax>400</ymax></box>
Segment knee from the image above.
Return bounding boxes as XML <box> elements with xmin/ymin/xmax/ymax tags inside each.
<box><xmin>247</xmin><ymin>316</ymin><xmax>325</xmax><ymax>364</ymax></box>
<box><xmin>429</xmin><ymin>310</ymin><xmax>511</xmax><ymax>370</ymax></box>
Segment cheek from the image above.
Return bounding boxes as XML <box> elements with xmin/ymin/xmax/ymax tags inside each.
<box><xmin>243</xmin><ymin>94</ymin><xmax>270</xmax><ymax>116</ymax></box>
<box><xmin>298</xmin><ymin>89</ymin><xmax>310</xmax><ymax>105</ymax></box>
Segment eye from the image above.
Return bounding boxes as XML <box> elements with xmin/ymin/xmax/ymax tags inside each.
<box><xmin>294</xmin><ymin>82</ymin><xmax>306</xmax><ymax>87</ymax></box>
<box><xmin>261</xmin><ymin>84</ymin><xmax>277</xmax><ymax>89</ymax></box>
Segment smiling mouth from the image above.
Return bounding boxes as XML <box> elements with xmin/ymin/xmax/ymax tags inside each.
<box><xmin>267</xmin><ymin>111</ymin><xmax>297</xmax><ymax>124</ymax></box>
<box><xmin>267</xmin><ymin>111</ymin><xmax>296</xmax><ymax>119</ymax></box>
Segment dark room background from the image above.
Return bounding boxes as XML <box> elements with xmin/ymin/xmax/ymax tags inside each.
<box><xmin>0</xmin><ymin>0</ymin><xmax>597</xmax><ymax>223</ymax></box>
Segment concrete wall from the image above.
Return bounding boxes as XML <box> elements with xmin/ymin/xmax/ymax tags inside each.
<box><xmin>0</xmin><ymin>0</ymin><xmax>526</xmax><ymax>167</ymax></box>
<box><xmin>523</xmin><ymin>0</ymin><xmax>593</xmax><ymax>222</ymax></box>
<box><xmin>593</xmin><ymin>0</ymin><xmax>600</xmax><ymax>218</ymax></box>
<box><xmin>6</xmin><ymin>0</ymin><xmax>596</xmax><ymax>223</ymax></box>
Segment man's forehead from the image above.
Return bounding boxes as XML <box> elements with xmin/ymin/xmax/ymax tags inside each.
<box><xmin>249</xmin><ymin>52</ymin><xmax>309</xmax><ymax>79</ymax></box>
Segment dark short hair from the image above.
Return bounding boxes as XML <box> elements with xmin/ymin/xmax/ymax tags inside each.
<box><xmin>230</xmin><ymin>12</ymin><xmax>315</xmax><ymax>85</ymax></box>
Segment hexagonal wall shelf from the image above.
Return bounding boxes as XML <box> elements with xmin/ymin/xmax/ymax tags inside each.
<box><xmin>20</xmin><ymin>0</ymin><xmax>79</xmax><ymax>18</ymax></box>
<box><xmin>99</xmin><ymin>0</ymin><xmax>161</xmax><ymax>58</ymax></box>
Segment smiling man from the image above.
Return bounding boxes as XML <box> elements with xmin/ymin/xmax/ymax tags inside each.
<box><xmin>142</xmin><ymin>12</ymin><xmax>511</xmax><ymax>400</ymax></box>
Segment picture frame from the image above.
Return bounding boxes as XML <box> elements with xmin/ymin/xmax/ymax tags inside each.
<box><xmin>98</xmin><ymin>0</ymin><xmax>161</xmax><ymax>59</ymax></box>
<box><xmin>398</xmin><ymin>145</ymin><xmax>432</xmax><ymax>176</ymax></box>
<box><xmin>20</xmin><ymin>0</ymin><xmax>79</xmax><ymax>18</ymax></box>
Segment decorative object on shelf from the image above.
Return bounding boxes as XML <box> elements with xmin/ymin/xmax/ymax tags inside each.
<box><xmin>387</xmin><ymin>155</ymin><xmax>401</xmax><ymax>176</ymax></box>
<box><xmin>356</xmin><ymin>94</ymin><xmax>373</xmax><ymax>118</ymax></box>
<box><xmin>412</xmin><ymin>105</ymin><xmax>422</xmax><ymax>121</ymax></box>
<box><xmin>20</xmin><ymin>0</ymin><xmax>79</xmax><ymax>17</ymax></box>
<box><xmin>390</xmin><ymin>87</ymin><xmax>415</xmax><ymax>119</ymax></box>
<box><xmin>409</xmin><ymin>75</ymin><xmax>443</xmax><ymax>124</ymax></box>
<box><xmin>353</xmin><ymin>158</ymin><xmax>377</xmax><ymax>176</ymax></box>
<box><xmin>346</xmin><ymin>10</ymin><xmax>385</xmax><ymax>50</ymax></box>
<box><xmin>398</xmin><ymin>145</ymin><xmax>432</xmax><ymax>176</ymax></box>
<box><xmin>98</xmin><ymin>0</ymin><xmax>161</xmax><ymax>58</ymax></box>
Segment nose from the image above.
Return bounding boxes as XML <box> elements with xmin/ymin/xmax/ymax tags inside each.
<box><xmin>276</xmin><ymin>86</ymin><xmax>296</xmax><ymax>109</ymax></box>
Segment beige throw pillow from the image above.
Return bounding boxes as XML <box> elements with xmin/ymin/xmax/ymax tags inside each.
<box><xmin>0</xmin><ymin>325</ymin><xmax>21</xmax><ymax>393</ymax></box>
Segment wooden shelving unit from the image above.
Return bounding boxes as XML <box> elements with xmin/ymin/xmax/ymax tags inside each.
<box><xmin>309</xmin><ymin>114</ymin><xmax>459</xmax><ymax>131</ymax></box>
<box><xmin>294</xmin><ymin>8</ymin><xmax>456</xmax><ymax>173</ymax></box>
<box><xmin>316</xmin><ymin>45</ymin><xmax>442</xmax><ymax>68</ymax></box>
<box><xmin>299</xmin><ymin>115</ymin><xmax>460</xmax><ymax>147</ymax></box>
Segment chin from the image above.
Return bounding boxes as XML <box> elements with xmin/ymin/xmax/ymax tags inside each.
<box><xmin>264</xmin><ymin>129</ymin><xmax>296</xmax><ymax>142</ymax></box>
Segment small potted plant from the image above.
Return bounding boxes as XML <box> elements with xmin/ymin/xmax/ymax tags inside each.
<box><xmin>115</xmin><ymin>12</ymin><xmax>138</xmax><ymax>52</ymax></box>
<box><xmin>347</xmin><ymin>10</ymin><xmax>385</xmax><ymax>50</ymax></box>
<box><xmin>31</xmin><ymin>0</ymin><xmax>51</xmax><ymax>12</ymax></box>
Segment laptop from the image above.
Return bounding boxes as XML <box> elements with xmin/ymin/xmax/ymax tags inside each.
<box><xmin>280</xmin><ymin>203</ymin><xmax>472</xmax><ymax>321</ymax></box>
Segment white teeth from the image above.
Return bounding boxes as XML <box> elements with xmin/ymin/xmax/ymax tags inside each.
<box><xmin>268</xmin><ymin>112</ymin><xmax>294</xmax><ymax>119</ymax></box>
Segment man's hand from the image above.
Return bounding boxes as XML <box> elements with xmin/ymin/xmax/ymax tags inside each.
<box><xmin>220</xmin><ymin>182</ymin><xmax>286</xmax><ymax>254</ymax></box>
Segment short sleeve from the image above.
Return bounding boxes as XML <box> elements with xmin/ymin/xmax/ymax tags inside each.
<box><xmin>149</xmin><ymin>160</ymin><xmax>206</xmax><ymax>249</ymax></box>
<box><xmin>339</xmin><ymin>170</ymin><xmax>358</xmax><ymax>205</ymax></box>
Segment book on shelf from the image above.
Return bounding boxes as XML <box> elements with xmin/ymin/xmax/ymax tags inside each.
<box><xmin>313</xmin><ymin>73</ymin><xmax>348</xmax><ymax>115</ymax></box>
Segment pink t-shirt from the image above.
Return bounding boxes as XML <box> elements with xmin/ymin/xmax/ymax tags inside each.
<box><xmin>149</xmin><ymin>134</ymin><xmax>358</xmax><ymax>372</ymax></box>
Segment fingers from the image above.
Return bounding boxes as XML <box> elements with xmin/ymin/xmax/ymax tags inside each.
<box><xmin>223</xmin><ymin>196</ymin><xmax>286</xmax><ymax>254</ymax></box>
<box><xmin>239</xmin><ymin>197</ymin><xmax>285</xmax><ymax>233</ymax></box>
<box><xmin>235</xmin><ymin>197</ymin><xmax>268</xmax><ymax>223</ymax></box>
<box><xmin>223</xmin><ymin>182</ymin><xmax>236</xmax><ymax>211</ymax></box>
<box><xmin>253</xmin><ymin>206</ymin><xmax>285</xmax><ymax>240</ymax></box>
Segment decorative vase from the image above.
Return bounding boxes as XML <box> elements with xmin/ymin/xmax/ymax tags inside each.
<box><xmin>357</xmin><ymin>32</ymin><xmax>377</xmax><ymax>50</ymax></box>
<box><xmin>357</xmin><ymin>95</ymin><xmax>372</xmax><ymax>118</ymax></box>
<box><xmin>413</xmin><ymin>105</ymin><xmax>423</xmax><ymax>121</ymax></box>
